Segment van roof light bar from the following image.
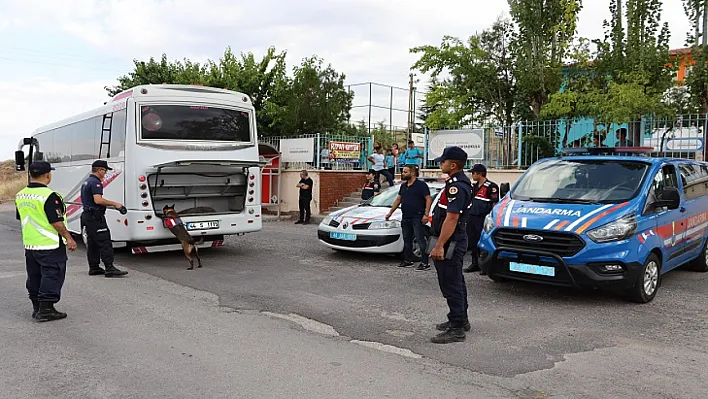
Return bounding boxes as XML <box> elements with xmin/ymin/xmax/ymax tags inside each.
<box><xmin>561</xmin><ymin>147</ymin><xmax>655</xmax><ymax>156</ymax></box>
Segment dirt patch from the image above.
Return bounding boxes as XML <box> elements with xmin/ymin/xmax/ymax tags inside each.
<box><xmin>0</xmin><ymin>160</ymin><xmax>26</xmax><ymax>202</ymax></box>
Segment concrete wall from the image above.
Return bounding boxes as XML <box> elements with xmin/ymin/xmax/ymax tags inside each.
<box><xmin>272</xmin><ymin>168</ymin><xmax>526</xmax><ymax>215</ymax></box>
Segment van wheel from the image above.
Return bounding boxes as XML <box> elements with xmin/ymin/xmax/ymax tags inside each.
<box><xmin>626</xmin><ymin>253</ymin><xmax>661</xmax><ymax>303</ymax></box>
<box><xmin>688</xmin><ymin>239</ymin><xmax>708</xmax><ymax>272</ymax></box>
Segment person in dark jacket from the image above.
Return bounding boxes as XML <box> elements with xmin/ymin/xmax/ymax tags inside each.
<box><xmin>361</xmin><ymin>171</ymin><xmax>381</xmax><ymax>201</ymax></box>
<box><xmin>464</xmin><ymin>164</ymin><xmax>499</xmax><ymax>274</ymax></box>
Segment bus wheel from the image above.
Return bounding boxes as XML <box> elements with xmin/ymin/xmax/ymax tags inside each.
<box><xmin>688</xmin><ymin>239</ymin><xmax>708</xmax><ymax>272</ymax></box>
<box><xmin>626</xmin><ymin>253</ymin><xmax>661</xmax><ymax>303</ymax></box>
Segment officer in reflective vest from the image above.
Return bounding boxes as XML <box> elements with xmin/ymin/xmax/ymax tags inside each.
<box><xmin>15</xmin><ymin>161</ymin><xmax>77</xmax><ymax>322</ymax></box>
<box><xmin>428</xmin><ymin>146</ymin><xmax>473</xmax><ymax>344</ymax></box>
<box><xmin>464</xmin><ymin>164</ymin><xmax>499</xmax><ymax>274</ymax></box>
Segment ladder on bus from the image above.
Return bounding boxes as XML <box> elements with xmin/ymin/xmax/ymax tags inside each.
<box><xmin>99</xmin><ymin>113</ymin><xmax>112</xmax><ymax>158</ymax></box>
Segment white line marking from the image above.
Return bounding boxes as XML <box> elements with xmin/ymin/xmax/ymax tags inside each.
<box><xmin>521</xmin><ymin>217</ymin><xmax>527</xmax><ymax>228</ymax></box>
<box><xmin>504</xmin><ymin>200</ymin><xmax>515</xmax><ymax>227</ymax></box>
<box><xmin>565</xmin><ymin>204</ymin><xmax>614</xmax><ymax>231</ymax></box>
<box><xmin>350</xmin><ymin>340</ymin><xmax>423</xmax><ymax>359</ymax></box>
<box><xmin>544</xmin><ymin>219</ymin><xmax>559</xmax><ymax>230</ymax></box>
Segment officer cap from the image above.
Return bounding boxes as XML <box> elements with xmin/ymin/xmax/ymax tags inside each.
<box><xmin>91</xmin><ymin>160</ymin><xmax>113</xmax><ymax>170</ymax></box>
<box><xmin>29</xmin><ymin>161</ymin><xmax>54</xmax><ymax>175</ymax></box>
<box><xmin>434</xmin><ymin>146</ymin><xmax>468</xmax><ymax>163</ymax></box>
<box><xmin>468</xmin><ymin>163</ymin><xmax>487</xmax><ymax>174</ymax></box>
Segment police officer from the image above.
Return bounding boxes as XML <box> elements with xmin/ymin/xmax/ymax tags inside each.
<box><xmin>80</xmin><ymin>160</ymin><xmax>128</xmax><ymax>277</ymax></box>
<box><xmin>428</xmin><ymin>146</ymin><xmax>473</xmax><ymax>344</ymax></box>
<box><xmin>464</xmin><ymin>164</ymin><xmax>499</xmax><ymax>274</ymax></box>
<box><xmin>15</xmin><ymin>161</ymin><xmax>78</xmax><ymax>322</ymax></box>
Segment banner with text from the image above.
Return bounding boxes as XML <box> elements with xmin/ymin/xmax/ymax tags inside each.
<box><xmin>329</xmin><ymin>141</ymin><xmax>361</xmax><ymax>163</ymax></box>
<box><xmin>279</xmin><ymin>138</ymin><xmax>315</xmax><ymax>163</ymax></box>
<box><xmin>428</xmin><ymin>129</ymin><xmax>485</xmax><ymax>160</ymax></box>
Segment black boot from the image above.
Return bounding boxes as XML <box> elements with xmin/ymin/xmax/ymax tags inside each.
<box><xmin>88</xmin><ymin>267</ymin><xmax>105</xmax><ymax>276</ymax></box>
<box><xmin>31</xmin><ymin>300</ymin><xmax>39</xmax><ymax>319</ymax></box>
<box><xmin>430</xmin><ymin>327</ymin><xmax>466</xmax><ymax>344</ymax></box>
<box><xmin>105</xmin><ymin>265</ymin><xmax>128</xmax><ymax>277</ymax></box>
<box><xmin>35</xmin><ymin>301</ymin><xmax>67</xmax><ymax>322</ymax></box>
<box><xmin>435</xmin><ymin>320</ymin><xmax>471</xmax><ymax>332</ymax></box>
<box><xmin>463</xmin><ymin>262</ymin><xmax>480</xmax><ymax>273</ymax></box>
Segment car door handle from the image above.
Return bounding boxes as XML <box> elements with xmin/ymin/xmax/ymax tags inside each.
<box><xmin>680</xmin><ymin>207</ymin><xmax>686</xmax><ymax>213</ymax></box>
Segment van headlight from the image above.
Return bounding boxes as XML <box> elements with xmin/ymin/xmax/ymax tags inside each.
<box><xmin>586</xmin><ymin>214</ymin><xmax>637</xmax><ymax>243</ymax></box>
<box><xmin>369</xmin><ymin>220</ymin><xmax>401</xmax><ymax>229</ymax></box>
<box><xmin>483</xmin><ymin>214</ymin><xmax>495</xmax><ymax>233</ymax></box>
<box><xmin>322</xmin><ymin>215</ymin><xmax>333</xmax><ymax>225</ymax></box>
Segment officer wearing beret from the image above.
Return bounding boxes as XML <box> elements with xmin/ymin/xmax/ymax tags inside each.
<box><xmin>428</xmin><ymin>146</ymin><xmax>473</xmax><ymax>344</ymax></box>
<box><xmin>80</xmin><ymin>160</ymin><xmax>128</xmax><ymax>277</ymax></box>
<box><xmin>15</xmin><ymin>161</ymin><xmax>77</xmax><ymax>322</ymax></box>
<box><xmin>464</xmin><ymin>164</ymin><xmax>499</xmax><ymax>274</ymax></box>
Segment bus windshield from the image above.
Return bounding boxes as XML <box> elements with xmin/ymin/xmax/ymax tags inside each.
<box><xmin>140</xmin><ymin>104</ymin><xmax>251</xmax><ymax>142</ymax></box>
<box><xmin>511</xmin><ymin>159</ymin><xmax>650</xmax><ymax>204</ymax></box>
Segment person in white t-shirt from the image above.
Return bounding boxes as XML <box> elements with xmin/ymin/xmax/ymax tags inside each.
<box><xmin>367</xmin><ymin>146</ymin><xmax>394</xmax><ymax>186</ymax></box>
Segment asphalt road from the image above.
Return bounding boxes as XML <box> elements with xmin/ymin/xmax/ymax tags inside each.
<box><xmin>1</xmin><ymin>209</ymin><xmax>708</xmax><ymax>398</ymax></box>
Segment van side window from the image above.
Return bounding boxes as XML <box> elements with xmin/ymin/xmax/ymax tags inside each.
<box><xmin>645</xmin><ymin>165</ymin><xmax>679</xmax><ymax>214</ymax></box>
<box><xmin>679</xmin><ymin>162</ymin><xmax>708</xmax><ymax>201</ymax></box>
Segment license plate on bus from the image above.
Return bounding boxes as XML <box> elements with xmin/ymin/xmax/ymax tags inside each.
<box><xmin>509</xmin><ymin>262</ymin><xmax>555</xmax><ymax>277</ymax></box>
<box><xmin>330</xmin><ymin>232</ymin><xmax>357</xmax><ymax>241</ymax></box>
<box><xmin>186</xmin><ymin>221</ymin><xmax>219</xmax><ymax>231</ymax></box>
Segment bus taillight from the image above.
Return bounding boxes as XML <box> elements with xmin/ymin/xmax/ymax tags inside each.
<box><xmin>142</xmin><ymin>201</ymin><xmax>149</xmax><ymax>207</ymax></box>
<box><xmin>139</xmin><ymin>176</ymin><xmax>146</xmax><ymax>182</ymax></box>
<box><xmin>139</xmin><ymin>184</ymin><xmax>147</xmax><ymax>190</ymax></box>
<box><xmin>141</xmin><ymin>192</ymin><xmax>148</xmax><ymax>199</ymax></box>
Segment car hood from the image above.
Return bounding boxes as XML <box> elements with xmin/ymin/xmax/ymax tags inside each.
<box><xmin>491</xmin><ymin>198</ymin><xmax>633</xmax><ymax>234</ymax></box>
<box><xmin>326</xmin><ymin>205</ymin><xmax>401</xmax><ymax>225</ymax></box>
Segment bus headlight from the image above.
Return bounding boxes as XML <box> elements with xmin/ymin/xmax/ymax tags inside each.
<box><xmin>587</xmin><ymin>215</ymin><xmax>637</xmax><ymax>243</ymax></box>
<box><xmin>483</xmin><ymin>214</ymin><xmax>495</xmax><ymax>233</ymax></box>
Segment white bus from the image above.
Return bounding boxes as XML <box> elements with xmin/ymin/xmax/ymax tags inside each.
<box><xmin>15</xmin><ymin>84</ymin><xmax>264</xmax><ymax>254</ymax></box>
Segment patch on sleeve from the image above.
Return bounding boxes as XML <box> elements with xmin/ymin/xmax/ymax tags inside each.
<box><xmin>448</xmin><ymin>186</ymin><xmax>458</xmax><ymax>195</ymax></box>
<box><xmin>491</xmin><ymin>187</ymin><xmax>497</xmax><ymax>193</ymax></box>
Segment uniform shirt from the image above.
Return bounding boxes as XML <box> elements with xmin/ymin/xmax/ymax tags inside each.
<box><xmin>430</xmin><ymin>171</ymin><xmax>473</xmax><ymax>241</ymax></box>
<box><xmin>398</xmin><ymin>178</ymin><xmax>431</xmax><ymax>218</ymax></box>
<box><xmin>470</xmin><ymin>179</ymin><xmax>500</xmax><ymax>216</ymax></box>
<box><xmin>299</xmin><ymin>177</ymin><xmax>313</xmax><ymax>199</ymax></box>
<box><xmin>15</xmin><ymin>182</ymin><xmax>67</xmax><ymax>254</ymax></box>
<box><xmin>370</xmin><ymin>153</ymin><xmax>385</xmax><ymax>171</ymax></box>
<box><xmin>404</xmin><ymin>147</ymin><xmax>423</xmax><ymax>165</ymax></box>
<box><xmin>361</xmin><ymin>181</ymin><xmax>381</xmax><ymax>201</ymax></box>
<box><xmin>81</xmin><ymin>174</ymin><xmax>106</xmax><ymax>211</ymax></box>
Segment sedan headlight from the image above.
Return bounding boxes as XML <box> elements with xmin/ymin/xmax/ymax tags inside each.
<box><xmin>321</xmin><ymin>215</ymin><xmax>333</xmax><ymax>225</ymax></box>
<box><xmin>586</xmin><ymin>214</ymin><xmax>637</xmax><ymax>243</ymax></box>
<box><xmin>369</xmin><ymin>220</ymin><xmax>401</xmax><ymax>229</ymax></box>
<box><xmin>483</xmin><ymin>214</ymin><xmax>495</xmax><ymax>233</ymax></box>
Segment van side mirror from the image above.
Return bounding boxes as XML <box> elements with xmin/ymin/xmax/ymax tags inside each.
<box><xmin>34</xmin><ymin>151</ymin><xmax>44</xmax><ymax>161</ymax></box>
<box><xmin>500</xmin><ymin>182</ymin><xmax>510</xmax><ymax>198</ymax></box>
<box><xmin>15</xmin><ymin>151</ymin><xmax>25</xmax><ymax>171</ymax></box>
<box><xmin>654</xmin><ymin>186</ymin><xmax>680</xmax><ymax>210</ymax></box>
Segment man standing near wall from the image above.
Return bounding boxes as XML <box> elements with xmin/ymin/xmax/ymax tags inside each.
<box><xmin>295</xmin><ymin>170</ymin><xmax>313</xmax><ymax>225</ymax></box>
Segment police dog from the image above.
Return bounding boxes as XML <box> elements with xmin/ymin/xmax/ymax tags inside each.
<box><xmin>161</xmin><ymin>204</ymin><xmax>204</xmax><ymax>270</ymax></box>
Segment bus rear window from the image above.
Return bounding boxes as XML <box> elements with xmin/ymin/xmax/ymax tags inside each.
<box><xmin>140</xmin><ymin>105</ymin><xmax>251</xmax><ymax>142</ymax></box>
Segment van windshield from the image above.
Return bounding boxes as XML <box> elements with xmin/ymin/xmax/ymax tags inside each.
<box><xmin>511</xmin><ymin>159</ymin><xmax>650</xmax><ymax>204</ymax></box>
<box><xmin>140</xmin><ymin>104</ymin><xmax>252</xmax><ymax>142</ymax></box>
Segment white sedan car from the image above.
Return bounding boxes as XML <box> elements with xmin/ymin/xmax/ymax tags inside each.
<box><xmin>317</xmin><ymin>179</ymin><xmax>445</xmax><ymax>259</ymax></box>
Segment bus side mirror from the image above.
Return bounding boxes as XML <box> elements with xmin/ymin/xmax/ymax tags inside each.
<box><xmin>34</xmin><ymin>151</ymin><xmax>44</xmax><ymax>161</ymax></box>
<box><xmin>15</xmin><ymin>151</ymin><xmax>25</xmax><ymax>171</ymax></box>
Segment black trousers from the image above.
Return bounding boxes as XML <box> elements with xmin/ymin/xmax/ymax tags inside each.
<box><xmin>81</xmin><ymin>211</ymin><xmax>115</xmax><ymax>270</ymax></box>
<box><xmin>401</xmin><ymin>217</ymin><xmax>429</xmax><ymax>264</ymax></box>
<box><xmin>299</xmin><ymin>197</ymin><xmax>311</xmax><ymax>222</ymax></box>
<box><xmin>432</xmin><ymin>238</ymin><xmax>469</xmax><ymax>325</ymax></box>
<box><xmin>25</xmin><ymin>248</ymin><xmax>67</xmax><ymax>303</ymax></box>
<box><xmin>467</xmin><ymin>215</ymin><xmax>485</xmax><ymax>264</ymax></box>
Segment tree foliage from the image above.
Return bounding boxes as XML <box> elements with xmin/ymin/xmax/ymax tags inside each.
<box><xmin>106</xmin><ymin>47</ymin><xmax>353</xmax><ymax>137</ymax></box>
<box><xmin>682</xmin><ymin>0</ymin><xmax>708</xmax><ymax>113</ymax></box>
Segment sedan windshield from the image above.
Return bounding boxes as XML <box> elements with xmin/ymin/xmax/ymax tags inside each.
<box><xmin>362</xmin><ymin>182</ymin><xmax>441</xmax><ymax>207</ymax></box>
<box><xmin>511</xmin><ymin>159</ymin><xmax>650</xmax><ymax>204</ymax></box>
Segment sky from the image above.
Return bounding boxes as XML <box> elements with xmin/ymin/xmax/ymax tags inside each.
<box><xmin>0</xmin><ymin>0</ymin><xmax>691</xmax><ymax>160</ymax></box>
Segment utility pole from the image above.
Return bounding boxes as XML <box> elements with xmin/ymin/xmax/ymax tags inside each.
<box><xmin>407</xmin><ymin>73</ymin><xmax>417</xmax><ymax>139</ymax></box>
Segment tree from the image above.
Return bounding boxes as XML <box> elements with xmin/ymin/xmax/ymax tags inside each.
<box><xmin>682</xmin><ymin>0</ymin><xmax>708</xmax><ymax>113</ymax></box>
<box><xmin>508</xmin><ymin>0</ymin><xmax>584</xmax><ymax>118</ymax></box>
<box><xmin>410</xmin><ymin>17</ymin><xmax>523</xmax><ymax>128</ymax></box>
<box><xmin>105</xmin><ymin>47</ymin><xmax>353</xmax><ymax>138</ymax></box>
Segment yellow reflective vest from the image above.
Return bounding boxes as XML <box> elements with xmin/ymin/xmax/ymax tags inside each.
<box><xmin>15</xmin><ymin>186</ymin><xmax>67</xmax><ymax>250</ymax></box>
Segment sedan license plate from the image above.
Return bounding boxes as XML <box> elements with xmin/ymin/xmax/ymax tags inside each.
<box><xmin>509</xmin><ymin>262</ymin><xmax>555</xmax><ymax>277</ymax></box>
<box><xmin>185</xmin><ymin>221</ymin><xmax>219</xmax><ymax>231</ymax></box>
<box><xmin>330</xmin><ymin>232</ymin><xmax>357</xmax><ymax>241</ymax></box>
